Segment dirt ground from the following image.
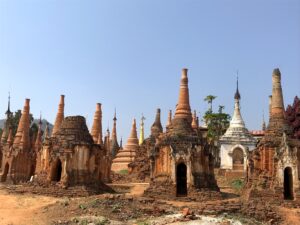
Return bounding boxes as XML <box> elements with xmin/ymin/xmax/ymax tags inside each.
<box><xmin>0</xmin><ymin>188</ymin><xmax>58</xmax><ymax>225</ymax></box>
<box><xmin>0</xmin><ymin>182</ymin><xmax>299</xmax><ymax>225</ymax></box>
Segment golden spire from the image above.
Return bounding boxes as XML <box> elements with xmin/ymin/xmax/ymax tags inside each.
<box><xmin>91</xmin><ymin>103</ymin><xmax>103</xmax><ymax>144</ymax></box>
<box><xmin>139</xmin><ymin>114</ymin><xmax>146</xmax><ymax>145</ymax></box>
<box><xmin>52</xmin><ymin>95</ymin><xmax>65</xmax><ymax>136</ymax></box>
<box><xmin>174</xmin><ymin>68</ymin><xmax>192</xmax><ymax>122</ymax></box>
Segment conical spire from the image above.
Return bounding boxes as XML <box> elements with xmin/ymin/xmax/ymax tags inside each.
<box><xmin>139</xmin><ymin>114</ymin><xmax>145</xmax><ymax>145</ymax></box>
<box><xmin>230</xmin><ymin>80</ymin><xmax>245</xmax><ymax>128</ymax></box>
<box><xmin>174</xmin><ymin>68</ymin><xmax>192</xmax><ymax>122</ymax></box>
<box><xmin>191</xmin><ymin>110</ymin><xmax>198</xmax><ymax>129</ymax></box>
<box><xmin>234</xmin><ymin>76</ymin><xmax>241</xmax><ymax>100</ymax></box>
<box><xmin>111</xmin><ymin>109</ymin><xmax>118</xmax><ymax>140</ymax></box>
<box><xmin>270</xmin><ymin>68</ymin><xmax>285</xmax><ymax>118</ymax></box>
<box><xmin>220</xmin><ymin>80</ymin><xmax>255</xmax><ymax>143</ymax></box>
<box><xmin>110</xmin><ymin>109</ymin><xmax>120</xmax><ymax>158</ymax></box>
<box><xmin>111</xmin><ymin>119</ymin><xmax>139</xmax><ymax>171</ymax></box>
<box><xmin>2</xmin><ymin>92</ymin><xmax>13</xmax><ymax>144</ymax></box>
<box><xmin>151</xmin><ymin>108</ymin><xmax>163</xmax><ymax>138</ymax></box>
<box><xmin>52</xmin><ymin>95</ymin><xmax>65</xmax><ymax>136</ymax></box>
<box><xmin>265</xmin><ymin>68</ymin><xmax>292</xmax><ymax>137</ymax></box>
<box><xmin>124</xmin><ymin>119</ymin><xmax>139</xmax><ymax>150</ymax></box>
<box><xmin>5</xmin><ymin>92</ymin><xmax>12</xmax><ymax>116</ymax></box>
<box><xmin>13</xmin><ymin>99</ymin><xmax>30</xmax><ymax>149</ymax></box>
<box><xmin>91</xmin><ymin>103</ymin><xmax>103</xmax><ymax>144</ymax></box>
<box><xmin>35</xmin><ymin>115</ymin><xmax>43</xmax><ymax>150</ymax></box>
<box><xmin>166</xmin><ymin>110</ymin><xmax>172</xmax><ymax>129</ymax></box>
<box><xmin>129</xmin><ymin>119</ymin><xmax>138</xmax><ymax>140</ymax></box>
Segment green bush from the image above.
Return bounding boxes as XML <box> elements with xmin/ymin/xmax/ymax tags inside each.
<box><xmin>231</xmin><ymin>179</ymin><xmax>244</xmax><ymax>190</ymax></box>
<box><xmin>118</xmin><ymin>169</ymin><xmax>129</xmax><ymax>175</ymax></box>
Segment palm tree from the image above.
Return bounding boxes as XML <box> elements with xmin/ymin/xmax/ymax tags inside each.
<box><xmin>204</xmin><ymin>95</ymin><xmax>217</xmax><ymax>112</ymax></box>
<box><xmin>218</xmin><ymin>105</ymin><xmax>225</xmax><ymax>114</ymax></box>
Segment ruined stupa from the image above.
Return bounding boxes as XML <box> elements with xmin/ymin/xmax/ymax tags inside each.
<box><xmin>36</xmin><ymin>98</ymin><xmax>111</xmax><ymax>187</ymax></box>
<box><xmin>0</xmin><ymin>99</ymin><xmax>36</xmax><ymax>184</ymax></box>
<box><xmin>145</xmin><ymin>68</ymin><xmax>219</xmax><ymax>200</ymax></box>
<box><xmin>245</xmin><ymin>69</ymin><xmax>300</xmax><ymax>201</ymax></box>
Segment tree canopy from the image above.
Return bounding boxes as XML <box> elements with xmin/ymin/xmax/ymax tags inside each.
<box><xmin>203</xmin><ymin>96</ymin><xmax>230</xmax><ymax>143</ymax></box>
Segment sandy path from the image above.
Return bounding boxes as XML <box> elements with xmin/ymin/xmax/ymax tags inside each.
<box><xmin>0</xmin><ymin>188</ymin><xmax>59</xmax><ymax>225</ymax></box>
<box><xmin>278</xmin><ymin>206</ymin><xmax>300</xmax><ymax>225</ymax></box>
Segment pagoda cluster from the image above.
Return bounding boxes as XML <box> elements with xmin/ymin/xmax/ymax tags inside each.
<box><xmin>0</xmin><ymin>95</ymin><xmax>121</xmax><ymax>187</ymax></box>
<box><xmin>0</xmin><ymin>67</ymin><xmax>299</xmax><ymax>202</ymax></box>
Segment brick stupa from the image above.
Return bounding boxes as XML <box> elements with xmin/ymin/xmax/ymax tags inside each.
<box><xmin>144</xmin><ymin>68</ymin><xmax>219</xmax><ymax>200</ymax></box>
<box><xmin>111</xmin><ymin>119</ymin><xmax>139</xmax><ymax>172</ymax></box>
<box><xmin>0</xmin><ymin>99</ymin><xmax>36</xmax><ymax>183</ymax></box>
<box><xmin>52</xmin><ymin>95</ymin><xmax>65</xmax><ymax>137</ymax></box>
<box><xmin>245</xmin><ymin>68</ymin><xmax>300</xmax><ymax>201</ymax></box>
<box><xmin>91</xmin><ymin>103</ymin><xmax>103</xmax><ymax>144</ymax></box>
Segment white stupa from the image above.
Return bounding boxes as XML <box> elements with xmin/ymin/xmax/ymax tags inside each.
<box><xmin>219</xmin><ymin>78</ymin><xmax>257</xmax><ymax>172</ymax></box>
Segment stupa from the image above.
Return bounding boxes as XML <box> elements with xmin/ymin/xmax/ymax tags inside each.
<box><xmin>145</xmin><ymin>68</ymin><xmax>219</xmax><ymax>200</ymax></box>
<box><xmin>219</xmin><ymin>78</ymin><xmax>257</xmax><ymax>173</ymax></box>
<box><xmin>111</xmin><ymin>119</ymin><xmax>139</xmax><ymax>172</ymax></box>
<box><xmin>245</xmin><ymin>68</ymin><xmax>300</xmax><ymax>201</ymax></box>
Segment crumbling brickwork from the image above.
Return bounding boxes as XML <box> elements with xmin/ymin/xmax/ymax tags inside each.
<box><xmin>36</xmin><ymin>115</ymin><xmax>111</xmax><ymax>187</ymax></box>
<box><xmin>245</xmin><ymin>69</ymin><xmax>300</xmax><ymax>201</ymax></box>
<box><xmin>0</xmin><ymin>99</ymin><xmax>36</xmax><ymax>184</ymax></box>
<box><xmin>145</xmin><ymin>69</ymin><xmax>219</xmax><ymax>199</ymax></box>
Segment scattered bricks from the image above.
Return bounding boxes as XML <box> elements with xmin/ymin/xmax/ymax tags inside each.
<box><xmin>182</xmin><ymin>208</ymin><xmax>192</xmax><ymax>217</ymax></box>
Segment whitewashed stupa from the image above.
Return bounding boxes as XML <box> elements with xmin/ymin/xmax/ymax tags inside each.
<box><xmin>219</xmin><ymin>79</ymin><xmax>257</xmax><ymax>172</ymax></box>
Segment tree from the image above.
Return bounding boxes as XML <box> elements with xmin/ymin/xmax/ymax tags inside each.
<box><xmin>203</xmin><ymin>103</ymin><xmax>230</xmax><ymax>143</ymax></box>
<box><xmin>218</xmin><ymin>105</ymin><xmax>225</xmax><ymax>114</ymax></box>
<box><xmin>204</xmin><ymin>95</ymin><xmax>217</xmax><ymax>112</ymax></box>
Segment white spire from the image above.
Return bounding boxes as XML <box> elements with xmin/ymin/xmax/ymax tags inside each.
<box><xmin>229</xmin><ymin>98</ymin><xmax>245</xmax><ymax>129</ymax></box>
<box><xmin>220</xmin><ymin>77</ymin><xmax>255</xmax><ymax>143</ymax></box>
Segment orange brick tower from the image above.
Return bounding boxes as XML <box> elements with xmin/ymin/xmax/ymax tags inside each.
<box><xmin>245</xmin><ymin>68</ymin><xmax>300</xmax><ymax>201</ymax></box>
<box><xmin>174</xmin><ymin>68</ymin><xmax>192</xmax><ymax>122</ymax></box>
<box><xmin>91</xmin><ymin>103</ymin><xmax>103</xmax><ymax>144</ymax></box>
<box><xmin>0</xmin><ymin>99</ymin><xmax>36</xmax><ymax>183</ymax></box>
<box><xmin>52</xmin><ymin>95</ymin><xmax>65</xmax><ymax>137</ymax></box>
<box><xmin>145</xmin><ymin>68</ymin><xmax>219</xmax><ymax>200</ymax></box>
<box><xmin>151</xmin><ymin>108</ymin><xmax>163</xmax><ymax>138</ymax></box>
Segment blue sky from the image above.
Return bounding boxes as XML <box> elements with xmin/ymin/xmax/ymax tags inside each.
<box><xmin>0</xmin><ymin>0</ymin><xmax>299</xmax><ymax>141</ymax></box>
